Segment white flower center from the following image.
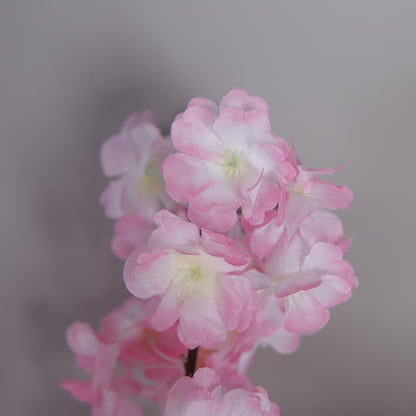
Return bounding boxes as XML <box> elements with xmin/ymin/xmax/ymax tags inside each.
<box><xmin>171</xmin><ymin>252</ymin><xmax>217</xmax><ymax>302</ymax></box>
<box><xmin>220</xmin><ymin>148</ymin><xmax>243</xmax><ymax>179</ymax></box>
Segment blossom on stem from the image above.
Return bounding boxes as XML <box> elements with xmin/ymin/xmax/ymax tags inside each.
<box><xmin>62</xmin><ymin>298</ymin><xmax>188</xmax><ymax>413</ymax></box>
<box><xmin>100</xmin><ymin>112</ymin><xmax>173</xmax><ymax>221</ymax></box>
<box><xmin>250</xmin><ymin>147</ymin><xmax>353</xmax><ymax>259</ymax></box>
<box><xmin>164</xmin><ymin>367</ymin><xmax>279</xmax><ymax>416</ymax></box>
<box><xmin>261</xmin><ymin>233</ymin><xmax>358</xmax><ymax>337</ymax></box>
<box><xmin>162</xmin><ymin>89</ymin><xmax>295</xmax><ymax>232</ymax></box>
<box><xmin>61</xmin><ymin>322</ymin><xmax>143</xmax><ymax>416</ymax></box>
<box><xmin>97</xmin><ymin>297</ymin><xmax>186</xmax><ymax>404</ymax></box>
<box><xmin>124</xmin><ymin>210</ymin><xmax>258</xmax><ymax>349</ymax></box>
<box><xmin>98</xmin><ymin>297</ymin><xmax>186</xmax><ymax>366</ymax></box>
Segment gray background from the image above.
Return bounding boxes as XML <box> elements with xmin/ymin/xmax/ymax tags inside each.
<box><xmin>1</xmin><ymin>1</ymin><xmax>415</xmax><ymax>415</ymax></box>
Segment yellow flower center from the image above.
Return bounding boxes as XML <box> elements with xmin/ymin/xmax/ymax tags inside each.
<box><xmin>186</xmin><ymin>265</ymin><xmax>203</xmax><ymax>282</ymax></box>
<box><xmin>292</xmin><ymin>183</ymin><xmax>304</xmax><ymax>196</ymax></box>
<box><xmin>136</xmin><ymin>162</ymin><xmax>164</xmax><ymax>195</ymax></box>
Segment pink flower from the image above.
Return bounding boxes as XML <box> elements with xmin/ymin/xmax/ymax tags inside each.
<box><xmin>62</xmin><ymin>298</ymin><xmax>191</xmax><ymax>412</ymax></box>
<box><xmin>261</xmin><ymin>233</ymin><xmax>358</xmax><ymax>335</ymax></box>
<box><xmin>98</xmin><ymin>297</ymin><xmax>186</xmax><ymax>365</ymax></box>
<box><xmin>252</xmin><ymin>292</ymin><xmax>301</xmax><ymax>354</ymax></box>
<box><xmin>100</xmin><ymin>112</ymin><xmax>173</xmax><ymax>221</ymax></box>
<box><xmin>250</xmin><ymin>147</ymin><xmax>353</xmax><ymax>259</ymax></box>
<box><xmin>164</xmin><ymin>367</ymin><xmax>279</xmax><ymax>416</ymax></box>
<box><xmin>124</xmin><ymin>210</ymin><xmax>258</xmax><ymax>349</ymax></box>
<box><xmin>64</xmin><ymin>90</ymin><xmax>359</xmax><ymax>415</ymax></box>
<box><xmin>201</xmin><ymin>278</ymin><xmax>301</xmax><ymax>363</ymax></box>
<box><xmin>97</xmin><ymin>297</ymin><xmax>186</xmax><ymax>404</ymax></box>
<box><xmin>61</xmin><ymin>322</ymin><xmax>143</xmax><ymax>416</ymax></box>
<box><xmin>162</xmin><ymin>90</ymin><xmax>295</xmax><ymax>232</ymax></box>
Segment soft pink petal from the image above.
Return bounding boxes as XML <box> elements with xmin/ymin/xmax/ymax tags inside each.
<box><xmin>178</xmin><ymin>300</ymin><xmax>226</xmax><ymax>349</ymax></box>
<box><xmin>309</xmin><ymin>180</ymin><xmax>353</xmax><ymax>210</ymax></box>
<box><xmin>164</xmin><ymin>370</ymin><xmax>216</xmax><ymax>416</ymax></box>
<box><xmin>274</xmin><ymin>270</ymin><xmax>322</xmax><ymax>297</ymax></box>
<box><xmin>309</xmin><ymin>275</ymin><xmax>353</xmax><ymax>308</ymax></box>
<box><xmin>300</xmin><ymin>209</ymin><xmax>344</xmax><ymax>246</ymax></box>
<box><xmin>213</xmin><ymin>107</ymin><xmax>271</xmax><ymax>149</ymax></box>
<box><xmin>189</xmin><ymin>173</ymin><xmax>239</xmax><ymax>209</ymax></box>
<box><xmin>249</xmin><ymin>213</ymin><xmax>284</xmax><ymax>259</ymax></box>
<box><xmin>217</xmin><ymin>390</ymin><xmax>261</xmax><ymax>416</ymax></box>
<box><xmin>98</xmin><ymin>298</ymin><xmax>154</xmax><ymax>344</ymax></box>
<box><xmin>120</xmin><ymin>173</ymin><xmax>164</xmax><ymax>219</ymax></box>
<box><xmin>283</xmin><ymin>192</ymin><xmax>316</xmax><ymax>238</ymax></box>
<box><xmin>171</xmin><ymin>106</ymin><xmax>221</xmax><ymax>160</ymax></box>
<box><xmin>188</xmin><ymin>200</ymin><xmax>238</xmax><ymax>233</ymax></box>
<box><xmin>192</xmin><ymin>367</ymin><xmax>222</xmax><ymax>389</ymax></box>
<box><xmin>188</xmin><ymin>97</ymin><xmax>218</xmax><ymax>115</ymax></box>
<box><xmin>283</xmin><ymin>291</ymin><xmax>329</xmax><ymax>334</ymax></box>
<box><xmin>303</xmin><ymin>242</ymin><xmax>357</xmax><ymax>288</ymax></box>
<box><xmin>184</xmin><ymin>400</ymin><xmax>220</xmax><ymax>415</ymax></box>
<box><xmin>303</xmin><ymin>242</ymin><xmax>344</xmax><ymax>271</ymax></box>
<box><xmin>61</xmin><ymin>379</ymin><xmax>97</xmax><ymax>405</ymax></box>
<box><xmin>251</xmin><ymin>141</ymin><xmax>294</xmax><ymax>183</ymax></box>
<box><xmin>93</xmin><ymin>344</ymin><xmax>119</xmax><ymax>392</ymax></box>
<box><xmin>264</xmin><ymin>233</ymin><xmax>303</xmax><ymax>279</ymax></box>
<box><xmin>200</xmin><ymin>230</ymin><xmax>250</xmax><ymax>267</ymax></box>
<box><xmin>164</xmin><ymin>367</ymin><xmax>279</xmax><ymax>416</ymax></box>
<box><xmin>100</xmin><ymin>134</ymin><xmax>134</xmax><ymax>177</ymax></box>
<box><xmin>220</xmin><ymin>89</ymin><xmax>269</xmax><ymax>114</ymax></box>
<box><xmin>263</xmin><ymin>327</ymin><xmax>300</xmax><ymax>354</ymax></box>
<box><xmin>129</xmin><ymin>122</ymin><xmax>163</xmax><ymax>156</ymax></box>
<box><xmin>100</xmin><ymin>178</ymin><xmax>125</xmax><ymax>219</ymax></box>
<box><xmin>124</xmin><ymin>250</ymin><xmax>171</xmax><ymax>299</ymax></box>
<box><xmin>217</xmin><ymin>275</ymin><xmax>258</xmax><ymax>332</ymax></box>
<box><xmin>148</xmin><ymin>210</ymin><xmax>200</xmax><ymax>250</ymax></box>
<box><xmin>162</xmin><ymin>153</ymin><xmax>211</xmax><ymax>203</ymax></box>
<box><xmin>242</xmin><ymin>178</ymin><xmax>280</xmax><ymax>226</ymax></box>
<box><xmin>152</xmin><ymin>283</ymin><xmax>180</xmax><ymax>331</ymax></box>
<box><xmin>66</xmin><ymin>322</ymin><xmax>99</xmax><ymax>358</ymax></box>
<box><xmin>94</xmin><ymin>390</ymin><xmax>143</xmax><ymax>416</ymax></box>
<box><xmin>121</xmin><ymin>111</ymin><xmax>156</xmax><ymax>134</ymax></box>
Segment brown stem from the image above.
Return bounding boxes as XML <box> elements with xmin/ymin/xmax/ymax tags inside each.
<box><xmin>184</xmin><ymin>347</ymin><xmax>198</xmax><ymax>377</ymax></box>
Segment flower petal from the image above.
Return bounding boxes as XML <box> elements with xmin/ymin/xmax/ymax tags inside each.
<box><xmin>283</xmin><ymin>291</ymin><xmax>329</xmax><ymax>334</ymax></box>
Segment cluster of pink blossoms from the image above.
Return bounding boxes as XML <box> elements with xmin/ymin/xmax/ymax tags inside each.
<box><xmin>62</xmin><ymin>90</ymin><xmax>357</xmax><ymax>415</ymax></box>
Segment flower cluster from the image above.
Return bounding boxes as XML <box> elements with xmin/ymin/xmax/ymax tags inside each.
<box><xmin>63</xmin><ymin>90</ymin><xmax>357</xmax><ymax>415</ymax></box>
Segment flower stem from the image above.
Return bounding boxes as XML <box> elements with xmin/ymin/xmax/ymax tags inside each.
<box><xmin>185</xmin><ymin>348</ymin><xmax>198</xmax><ymax>377</ymax></box>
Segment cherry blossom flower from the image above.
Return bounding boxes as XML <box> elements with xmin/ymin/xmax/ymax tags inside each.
<box><xmin>261</xmin><ymin>233</ymin><xmax>358</xmax><ymax>335</ymax></box>
<box><xmin>162</xmin><ymin>90</ymin><xmax>295</xmax><ymax>232</ymax></box>
<box><xmin>250</xmin><ymin>147</ymin><xmax>353</xmax><ymax>259</ymax></box>
<box><xmin>64</xmin><ymin>89</ymin><xmax>358</xmax><ymax>416</ymax></box>
<box><xmin>164</xmin><ymin>367</ymin><xmax>279</xmax><ymax>416</ymax></box>
<box><xmin>61</xmin><ymin>322</ymin><xmax>143</xmax><ymax>416</ymax></box>
<box><xmin>124</xmin><ymin>210</ymin><xmax>258</xmax><ymax>349</ymax></box>
<box><xmin>97</xmin><ymin>297</ymin><xmax>186</xmax><ymax>404</ymax></box>
<box><xmin>100</xmin><ymin>112</ymin><xmax>173</xmax><ymax>221</ymax></box>
<box><xmin>62</xmin><ymin>299</ymin><xmax>189</xmax><ymax>413</ymax></box>
<box><xmin>98</xmin><ymin>297</ymin><xmax>186</xmax><ymax>366</ymax></box>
